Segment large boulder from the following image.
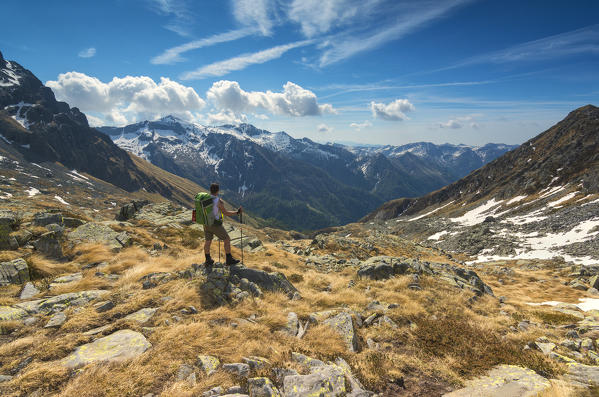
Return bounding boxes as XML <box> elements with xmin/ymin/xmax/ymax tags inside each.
<box><xmin>67</xmin><ymin>222</ymin><xmax>131</xmax><ymax>249</ymax></box>
<box><xmin>32</xmin><ymin>212</ymin><xmax>63</xmax><ymax>227</ymax></box>
<box><xmin>32</xmin><ymin>231</ymin><xmax>63</xmax><ymax>258</ymax></box>
<box><xmin>284</xmin><ymin>355</ymin><xmax>348</xmax><ymax>397</ymax></box>
<box><xmin>61</xmin><ymin>329</ymin><xmax>151</xmax><ymax>368</ymax></box>
<box><xmin>0</xmin><ymin>210</ymin><xmax>16</xmax><ymax>229</ymax></box>
<box><xmin>115</xmin><ymin>200</ymin><xmax>149</xmax><ymax>221</ymax></box>
<box><xmin>15</xmin><ymin>290</ymin><xmax>109</xmax><ymax>314</ymax></box>
<box><xmin>443</xmin><ymin>365</ymin><xmax>550</xmax><ymax>397</ymax></box>
<box><xmin>229</xmin><ymin>265</ymin><xmax>298</xmax><ymax>297</ymax></box>
<box><xmin>248</xmin><ymin>377</ymin><xmax>281</xmax><ymax>397</ymax></box>
<box><xmin>0</xmin><ymin>258</ymin><xmax>30</xmax><ymax>285</ymax></box>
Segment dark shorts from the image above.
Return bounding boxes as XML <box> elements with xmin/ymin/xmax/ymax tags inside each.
<box><xmin>203</xmin><ymin>224</ymin><xmax>229</xmax><ymax>241</ymax></box>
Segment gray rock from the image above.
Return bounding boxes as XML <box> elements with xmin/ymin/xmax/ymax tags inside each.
<box><xmin>202</xmin><ymin>386</ymin><xmax>224</xmax><ymax>397</ymax></box>
<box><xmin>33</xmin><ymin>231</ymin><xmax>63</xmax><ymax>258</ymax></box>
<box><xmin>94</xmin><ymin>301</ymin><xmax>115</xmax><ymax>313</ymax></box>
<box><xmin>285</xmin><ymin>312</ymin><xmax>299</xmax><ymax>336</ymax></box>
<box><xmin>124</xmin><ymin>308</ymin><xmax>157</xmax><ymax>324</ymax></box>
<box><xmin>32</xmin><ymin>212</ymin><xmax>63</xmax><ymax>227</ymax></box>
<box><xmin>0</xmin><ymin>258</ymin><xmax>30</xmax><ymax>285</ymax></box>
<box><xmin>197</xmin><ymin>355</ymin><xmax>220</xmax><ymax>376</ymax></box>
<box><xmin>226</xmin><ymin>386</ymin><xmax>244</xmax><ymax>394</ymax></box>
<box><xmin>176</xmin><ymin>364</ymin><xmax>196</xmax><ymax>386</ymax></box>
<box><xmin>272</xmin><ymin>368</ymin><xmax>299</xmax><ymax>385</ymax></box>
<box><xmin>61</xmin><ymin>329</ymin><xmax>151</xmax><ymax>368</ymax></box>
<box><xmin>62</xmin><ymin>217</ymin><xmax>86</xmax><ymax>228</ymax></box>
<box><xmin>116</xmin><ymin>200</ymin><xmax>149</xmax><ymax>221</ymax></box>
<box><xmin>223</xmin><ymin>363</ymin><xmax>250</xmax><ymax>378</ymax></box>
<box><xmin>0</xmin><ymin>210</ymin><xmax>16</xmax><ymax>228</ymax></box>
<box><xmin>67</xmin><ymin>222</ymin><xmax>130</xmax><ymax>249</ymax></box>
<box><xmin>19</xmin><ymin>282</ymin><xmax>39</xmax><ymax>299</ymax></box>
<box><xmin>566</xmin><ymin>363</ymin><xmax>599</xmax><ymax>387</ymax></box>
<box><xmin>0</xmin><ymin>374</ymin><xmax>13</xmax><ymax>382</ymax></box>
<box><xmin>242</xmin><ymin>356</ymin><xmax>271</xmax><ymax>370</ymax></box>
<box><xmin>50</xmin><ymin>272</ymin><xmax>83</xmax><ymax>288</ymax></box>
<box><xmin>247</xmin><ymin>377</ymin><xmax>281</xmax><ymax>397</ymax></box>
<box><xmin>15</xmin><ymin>289</ymin><xmax>109</xmax><ymax>314</ymax></box>
<box><xmin>12</xmin><ymin>229</ymin><xmax>32</xmax><ymax>247</ymax></box>
<box><xmin>44</xmin><ymin>312</ymin><xmax>67</xmax><ymax>328</ymax></box>
<box><xmin>283</xmin><ymin>365</ymin><xmax>346</xmax><ymax>397</ymax></box>
<box><xmin>323</xmin><ymin>312</ymin><xmax>359</xmax><ymax>352</ymax></box>
<box><xmin>23</xmin><ymin>316</ymin><xmax>37</xmax><ymax>326</ymax></box>
<box><xmin>229</xmin><ymin>265</ymin><xmax>298</xmax><ymax>298</ymax></box>
<box><xmin>533</xmin><ymin>341</ymin><xmax>555</xmax><ymax>355</ymax></box>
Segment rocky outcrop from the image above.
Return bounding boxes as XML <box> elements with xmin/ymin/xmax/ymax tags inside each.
<box><xmin>61</xmin><ymin>329</ymin><xmax>151</xmax><ymax>368</ymax></box>
<box><xmin>116</xmin><ymin>200</ymin><xmax>150</xmax><ymax>221</ymax></box>
<box><xmin>67</xmin><ymin>222</ymin><xmax>131</xmax><ymax>249</ymax></box>
<box><xmin>0</xmin><ymin>258</ymin><xmax>30</xmax><ymax>285</ymax></box>
<box><xmin>357</xmin><ymin>256</ymin><xmax>493</xmax><ymax>296</ymax></box>
<box><xmin>32</xmin><ymin>231</ymin><xmax>64</xmax><ymax>258</ymax></box>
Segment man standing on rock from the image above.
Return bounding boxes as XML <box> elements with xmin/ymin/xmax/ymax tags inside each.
<box><xmin>204</xmin><ymin>183</ymin><xmax>242</xmax><ymax>266</ymax></box>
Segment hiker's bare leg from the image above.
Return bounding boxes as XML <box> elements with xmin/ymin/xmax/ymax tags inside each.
<box><xmin>204</xmin><ymin>240</ymin><xmax>212</xmax><ymax>255</ymax></box>
<box><xmin>224</xmin><ymin>238</ymin><xmax>231</xmax><ymax>254</ymax></box>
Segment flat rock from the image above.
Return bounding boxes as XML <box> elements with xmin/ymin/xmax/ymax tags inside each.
<box><xmin>247</xmin><ymin>377</ymin><xmax>281</xmax><ymax>396</ymax></box>
<box><xmin>61</xmin><ymin>329</ymin><xmax>151</xmax><ymax>368</ymax></box>
<box><xmin>0</xmin><ymin>258</ymin><xmax>30</xmax><ymax>285</ymax></box>
<box><xmin>566</xmin><ymin>362</ymin><xmax>599</xmax><ymax>387</ymax></box>
<box><xmin>15</xmin><ymin>290</ymin><xmax>109</xmax><ymax>314</ymax></box>
<box><xmin>124</xmin><ymin>308</ymin><xmax>157</xmax><ymax>324</ymax></box>
<box><xmin>67</xmin><ymin>222</ymin><xmax>130</xmax><ymax>249</ymax></box>
<box><xmin>44</xmin><ymin>312</ymin><xmax>66</xmax><ymax>328</ymax></box>
<box><xmin>443</xmin><ymin>365</ymin><xmax>551</xmax><ymax>397</ymax></box>
<box><xmin>50</xmin><ymin>272</ymin><xmax>82</xmax><ymax>288</ymax></box>
<box><xmin>283</xmin><ymin>364</ymin><xmax>346</xmax><ymax>397</ymax></box>
<box><xmin>0</xmin><ymin>306</ymin><xmax>28</xmax><ymax>321</ymax></box>
<box><xmin>197</xmin><ymin>354</ymin><xmax>220</xmax><ymax>376</ymax></box>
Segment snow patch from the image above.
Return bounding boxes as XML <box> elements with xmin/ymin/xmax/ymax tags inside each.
<box><xmin>54</xmin><ymin>195</ymin><xmax>70</xmax><ymax>205</ymax></box>
<box><xmin>547</xmin><ymin>192</ymin><xmax>578</xmax><ymax>208</ymax></box>
<box><xmin>408</xmin><ymin>201</ymin><xmax>455</xmax><ymax>221</ymax></box>
<box><xmin>450</xmin><ymin>198</ymin><xmax>503</xmax><ymax>226</ymax></box>
<box><xmin>506</xmin><ymin>195</ymin><xmax>527</xmax><ymax>205</ymax></box>
<box><xmin>26</xmin><ymin>187</ymin><xmax>40</xmax><ymax>197</ymax></box>
<box><xmin>428</xmin><ymin>230</ymin><xmax>449</xmax><ymax>240</ymax></box>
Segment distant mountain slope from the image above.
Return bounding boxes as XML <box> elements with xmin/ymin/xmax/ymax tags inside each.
<box><xmin>99</xmin><ymin>117</ymin><xmax>515</xmax><ymax>230</ymax></box>
<box><xmin>362</xmin><ymin>105</ymin><xmax>599</xmax><ymax>265</ymax></box>
<box><xmin>0</xmin><ymin>50</ymin><xmax>205</xmax><ymax>207</ymax></box>
<box><xmin>364</xmin><ymin>105</ymin><xmax>599</xmax><ymax>221</ymax></box>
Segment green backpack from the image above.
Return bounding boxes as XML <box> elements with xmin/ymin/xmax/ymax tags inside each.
<box><xmin>194</xmin><ymin>192</ymin><xmax>222</xmax><ymax>226</ymax></box>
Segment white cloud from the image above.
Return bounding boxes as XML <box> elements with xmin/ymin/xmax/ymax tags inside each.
<box><xmin>318</xmin><ymin>0</ymin><xmax>469</xmax><ymax>66</ymax></box>
<box><xmin>350</xmin><ymin>120</ymin><xmax>372</xmax><ymax>130</ymax></box>
<box><xmin>288</xmin><ymin>0</ymin><xmax>374</xmax><ymax>38</ymax></box>
<box><xmin>206</xmin><ymin>80</ymin><xmax>336</xmax><ymax>117</ymax></box>
<box><xmin>46</xmin><ymin>71</ymin><xmax>206</xmax><ymax>126</ymax></box>
<box><xmin>180</xmin><ymin>40</ymin><xmax>312</xmax><ymax>79</ymax></box>
<box><xmin>148</xmin><ymin>0</ymin><xmax>194</xmax><ymax>37</ymax></box>
<box><xmin>78</xmin><ymin>47</ymin><xmax>96</xmax><ymax>58</ymax></box>
<box><xmin>231</xmin><ymin>0</ymin><xmax>277</xmax><ymax>35</ymax></box>
<box><xmin>370</xmin><ymin>99</ymin><xmax>415</xmax><ymax>121</ymax></box>
<box><xmin>439</xmin><ymin>119</ymin><xmax>462</xmax><ymax>129</ymax></box>
<box><xmin>317</xmin><ymin>123</ymin><xmax>333</xmax><ymax>133</ymax></box>
<box><xmin>205</xmin><ymin>109</ymin><xmax>247</xmax><ymax>125</ymax></box>
<box><xmin>151</xmin><ymin>28</ymin><xmax>259</xmax><ymax>64</ymax></box>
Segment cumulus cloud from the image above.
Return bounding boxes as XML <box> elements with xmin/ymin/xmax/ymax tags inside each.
<box><xmin>317</xmin><ymin>123</ymin><xmax>333</xmax><ymax>133</ymax></box>
<box><xmin>370</xmin><ymin>99</ymin><xmax>414</xmax><ymax>121</ymax></box>
<box><xmin>46</xmin><ymin>71</ymin><xmax>206</xmax><ymax>126</ymax></box>
<box><xmin>205</xmin><ymin>109</ymin><xmax>247</xmax><ymax>125</ymax></box>
<box><xmin>206</xmin><ymin>80</ymin><xmax>336</xmax><ymax>117</ymax></box>
<box><xmin>438</xmin><ymin>115</ymin><xmax>480</xmax><ymax>129</ymax></box>
<box><xmin>439</xmin><ymin>119</ymin><xmax>462</xmax><ymax>129</ymax></box>
<box><xmin>78</xmin><ymin>47</ymin><xmax>96</xmax><ymax>58</ymax></box>
<box><xmin>350</xmin><ymin>120</ymin><xmax>372</xmax><ymax>131</ymax></box>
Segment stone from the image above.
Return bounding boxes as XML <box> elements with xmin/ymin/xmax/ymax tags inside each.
<box><xmin>83</xmin><ymin>324</ymin><xmax>111</xmax><ymax>336</ymax></box>
<box><xmin>534</xmin><ymin>341</ymin><xmax>555</xmax><ymax>355</ymax></box>
<box><xmin>50</xmin><ymin>272</ymin><xmax>83</xmax><ymax>288</ymax></box>
<box><xmin>202</xmin><ymin>386</ymin><xmax>224</xmax><ymax>397</ymax></box>
<box><xmin>0</xmin><ymin>306</ymin><xmax>28</xmax><ymax>321</ymax></box>
<box><xmin>291</xmin><ymin>352</ymin><xmax>326</xmax><ymax>369</ymax></box>
<box><xmin>32</xmin><ymin>232</ymin><xmax>63</xmax><ymax>258</ymax></box>
<box><xmin>19</xmin><ymin>282</ymin><xmax>40</xmax><ymax>299</ymax></box>
<box><xmin>94</xmin><ymin>301</ymin><xmax>115</xmax><ymax>313</ymax></box>
<box><xmin>32</xmin><ymin>212</ymin><xmax>63</xmax><ymax>227</ymax></box>
<box><xmin>243</xmin><ymin>356</ymin><xmax>271</xmax><ymax>370</ymax></box>
<box><xmin>565</xmin><ymin>362</ymin><xmax>599</xmax><ymax>387</ymax></box>
<box><xmin>62</xmin><ymin>217</ymin><xmax>85</xmax><ymax>228</ymax></box>
<box><xmin>124</xmin><ymin>308</ymin><xmax>157</xmax><ymax>324</ymax></box>
<box><xmin>0</xmin><ymin>258</ymin><xmax>30</xmax><ymax>285</ymax></box>
<box><xmin>285</xmin><ymin>312</ymin><xmax>299</xmax><ymax>337</ymax></box>
<box><xmin>23</xmin><ymin>317</ymin><xmax>37</xmax><ymax>326</ymax></box>
<box><xmin>229</xmin><ymin>265</ymin><xmax>298</xmax><ymax>297</ymax></box>
<box><xmin>226</xmin><ymin>386</ymin><xmax>244</xmax><ymax>394</ymax></box>
<box><xmin>517</xmin><ymin>321</ymin><xmax>531</xmax><ymax>332</ymax></box>
<box><xmin>177</xmin><ymin>364</ymin><xmax>196</xmax><ymax>386</ymax></box>
<box><xmin>116</xmin><ymin>200</ymin><xmax>149</xmax><ymax>221</ymax></box>
<box><xmin>15</xmin><ymin>290</ymin><xmax>109</xmax><ymax>314</ymax></box>
<box><xmin>197</xmin><ymin>355</ymin><xmax>220</xmax><ymax>376</ymax></box>
<box><xmin>0</xmin><ymin>210</ymin><xmax>16</xmax><ymax>228</ymax></box>
<box><xmin>67</xmin><ymin>222</ymin><xmax>130</xmax><ymax>249</ymax></box>
<box><xmin>580</xmin><ymin>338</ymin><xmax>594</xmax><ymax>351</ymax></box>
<box><xmin>570</xmin><ymin>281</ymin><xmax>588</xmax><ymax>291</ymax></box>
<box><xmin>62</xmin><ymin>329</ymin><xmax>151</xmax><ymax>368</ymax></box>
<box><xmin>44</xmin><ymin>312</ymin><xmax>66</xmax><ymax>328</ymax></box>
<box><xmin>0</xmin><ymin>374</ymin><xmax>13</xmax><ymax>382</ymax></box>
<box><xmin>272</xmin><ymin>368</ymin><xmax>299</xmax><ymax>385</ymax></box>
<box><xmin>590</xmin><ymin>275</ymin><xmax>599</xmax><ymax>290</ymax></box>
<box><xmin>443</xmin><ymin>364</ymin><xmax>551</xmax><ymax>397</ymax></box>
<box><xmin>560</xmin><ymin>339</ymin><xmax>580</xmax><ymax>351</ymax></box>
<box><xmin>248</xmin><ymin>377</ymin><xmax>281</xmax><ymax>397</ymax></box>
<box><xmin>283</xmin><ymin>365</ymin><xmax>346</xmax><ymax>397</ymax></box>
<box><xmin>323</xmin><ymin>312</ymin><xmax>359</xmax><ymax>352</ymax></box>
<box><xmin>12</xmin><ymin>229</ymin><xmax>32</xmax><ymax>247</ymax></box>
<box><xmin>223</xmin><ymin>363</ymin><xmax>250</xmax><ymax>378</ymax></box>
<box><xmin>376</xmin><ymin>315</ymin><xmax>398</xmax><ymax>329</ymax></box>
<box><xmin>334</xmin><ymin>357</ymin><xmax>371</xmax><ymax>397</ymax></box>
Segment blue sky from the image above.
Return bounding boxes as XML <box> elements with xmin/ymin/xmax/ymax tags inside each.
<box><xmin>1</xmin><ymin>0</ymin><xmax>598</xmax><ymax>146</ymax></box>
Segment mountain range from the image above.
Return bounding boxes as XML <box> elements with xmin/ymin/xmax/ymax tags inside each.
<box><xmin>99</xmin><ymin>118</ymin><xmax>516</xmax><ymax>230</ymax></box>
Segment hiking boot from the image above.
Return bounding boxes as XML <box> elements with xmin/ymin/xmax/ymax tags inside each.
<box><xmin>204</xmin><ymin>255</ymin><xmax>214</xmax><ymax>267</ymax></box>
<box><xmin>226</xmin><ymin>254</ymin><xmax>240</xmax><ymax>266</ymax></box>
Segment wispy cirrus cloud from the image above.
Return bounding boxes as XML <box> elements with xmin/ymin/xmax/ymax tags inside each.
<box><xmin>180</xmin><ymin>40</ymin><xmax>313</xmax><ymax>80</ymax></box>
<box><xmin>78</xmin><ymin>47</ymin><xmax>96</xmax><ymax>58</ymax></box>
<box><xmin>151</xmin><ymin>28</ymin><xmax>260</xmax><ymax>64</ymax></box>
<box><xmin>148</xmin><ymin>0</ymin><xmax>195</xmax><ymax>37</ymax></box>
<box><xmin>231</xmin><ymin>0</ymin><xmax>278</xmax><ymax>35</ymax></box>
<box><xmin>318</xmin><ymin>0</ymin><xmax>472</xmax><ymax>67</ymax></box>
<box><xmin>439</xmin><ymin>24</ymin><xmax>599</xmax><ymax>71</ymax></box>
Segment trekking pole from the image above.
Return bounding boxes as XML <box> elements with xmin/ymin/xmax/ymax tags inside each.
<box><xmin>218</xmin><ymin>240</ymin><xmax>221</xmax><ymax>263</ymax></box>
<box><xmin>240</xmin><ymin>212</ymin><xmax>244</xmax><ymax>265</ymax></box>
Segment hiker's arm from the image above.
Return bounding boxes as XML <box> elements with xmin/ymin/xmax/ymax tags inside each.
<box><xmin>218</xmin><ymin>200</ymin><xmax>241</xmax><ymax>217</ymax></box>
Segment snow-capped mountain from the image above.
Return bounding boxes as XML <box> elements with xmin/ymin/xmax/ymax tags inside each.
<box><xmin>99</xmin><ymin>116</ymin><xmax>515</xmax><ymax>230</ymax></box>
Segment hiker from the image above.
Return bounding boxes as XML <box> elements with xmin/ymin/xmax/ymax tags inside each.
<box><xmin>202</xmin><ymin>183</ymin><xmax>242</xmax><ymax>266</ymax></box>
